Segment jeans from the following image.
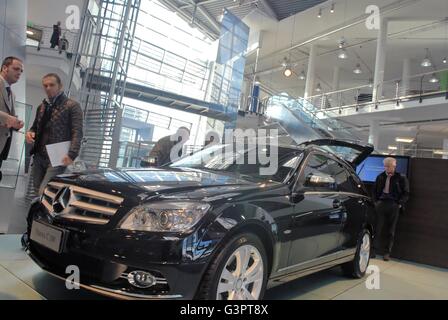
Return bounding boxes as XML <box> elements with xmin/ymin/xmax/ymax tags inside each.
<box><xmin>373</xmin><ymin>200</ymin><xmax>400</xmax><ymax>255</ymax></box>
<box><xmin>32</xmin><ymin>155</ymin><xmax>66</xmax><ymax>196</ymax></box>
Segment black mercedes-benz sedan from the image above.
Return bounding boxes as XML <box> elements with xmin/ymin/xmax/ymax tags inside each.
<box><xmin>25</xmin><ymin>139</ymin><xmax>375</xmax><ymax>300</ymax></box>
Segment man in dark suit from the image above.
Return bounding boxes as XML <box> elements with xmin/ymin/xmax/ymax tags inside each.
<box><xmin>372</xmin><ymin>157</ymin><xmax>410</xmax><ymax>261</ymax></box>
<box><xmin>0</xmin><ymin>56</ymin><xmax>25</xmax><ymax>182</ymax></box>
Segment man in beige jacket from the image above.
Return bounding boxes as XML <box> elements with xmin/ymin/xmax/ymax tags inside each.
<box><xmin>0</xmin><ymin>56</ymin><xmax>25</xmax><ymax>182</ymax></box>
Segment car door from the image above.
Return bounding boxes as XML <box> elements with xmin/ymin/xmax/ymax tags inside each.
<box><xmin>337</xmin><ymin>167</ymin><xmax>371</xmax><ymax>250</ymax></box>
<box><xmin>286</xmin><ymin>152</ymin><xmax>346</xmax><ymax>269</ymax></box>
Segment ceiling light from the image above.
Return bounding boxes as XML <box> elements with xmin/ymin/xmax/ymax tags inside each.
<box><xmin>443</xmin><ymin>57</ymin><xmax>447</xmax><ymax>64</ymax></box>
<box><xmin>421</xmin><ymin>48</ymin><xmax>432</xmax><ymax>67</ymax></box>
<box><xmin>434</xmin><ymin>150</ymin><xmax>448</xmax><ymax>155</ymax></box>
<box><xmin>315</xmin><ymin>83</ymin><xmax>322</xmax><ymax>92</ymax></box>
<box><xmin>330</xmin><ymin>3</ymin><xmax>335</xmax><ymax>13</ymax></box>
<box><xmin>317</xmin><ymin>8</ymin><xmax>322</xmax><ymax>18</ymax></box>
<box><xmin>429</xmin><ymin>73</ymin><xmax>439</xmax><ymax>83</ymax></box>
<box><xmin>283</xmin><ymin>68</ymin><xmax>292</xmax><ymax>77</ymax></box>
<box><xmin>396</xmin><ymin>137</ymin><xmax>414</xmax><ymax>143</ymax></box>
<box><xmin>338</xmin><ymin>48</ymin><xmax>348</xmax><ymax>59</ymax></box>
<box><xmin>26</xmin><ymin>30</ymin><xmax>34</xmax><ymax>36</ymax></box>
<box><xmin>388</xmin><ymin>145</ymin><xmax>398</xmax><ymax>150</ymax></box>
<box><xmin>353</xmin><ymin>63</ymin><xmax>362</xmax><ymax>74</ymax></box>
<box><xmin>299</xmin><ymin>70</ymin><xmax>306</xmax><ymax>80</ymax></box>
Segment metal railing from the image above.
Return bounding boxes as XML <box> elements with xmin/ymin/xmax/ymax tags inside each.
<box><xmin>26</xmin><ymin>24</ymin><xmax>78</xmax><ymax>54</ymax></box>
<box><xmin>305</xmin><ymin>67</ymin><xmax>448</xmax><ymax>114</ymax></box>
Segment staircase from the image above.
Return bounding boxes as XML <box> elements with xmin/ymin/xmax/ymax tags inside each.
<box><xmin>81</xmin><ymin>107</ymin><xmax>122</xmax><ymax>168</ymax></box>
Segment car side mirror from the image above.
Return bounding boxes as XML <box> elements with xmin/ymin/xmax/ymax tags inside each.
<box><xmin>304</xmin><ymin>173</ymin><xmax>336</xmax><ymax>189</ymax></box>
<box><xmin>290</xmin><ymin>191</ymin><xmax>305</xmax><ymax>203</ymax></box>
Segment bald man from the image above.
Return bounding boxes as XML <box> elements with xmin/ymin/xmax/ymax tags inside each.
<box><xmin>372</xmin><ymin>157</ymin><xmax>410</xmax><ymax>261</ymax></box>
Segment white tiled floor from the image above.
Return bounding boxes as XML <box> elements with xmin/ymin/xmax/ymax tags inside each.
<box><xmin>0</xmin><ymin>234</ymin><xmax>447</xmax><ymax>300</ymax></box>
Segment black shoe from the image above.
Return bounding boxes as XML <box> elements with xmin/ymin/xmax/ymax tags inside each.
<box><xmin>21</xmin><ymin>233</ymin><xmax>29</xmax><ymax>250</ymax></box>
<box><xmin>383</xmin><ymin>253</ymin><xmax>390</xmax><ymax>261</ymax></box>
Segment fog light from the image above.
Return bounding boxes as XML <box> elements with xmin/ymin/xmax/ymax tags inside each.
<box><xmin>127</xmin><ymin>271</ymin><xmax>156</xmax><ymax>288</ymax></box>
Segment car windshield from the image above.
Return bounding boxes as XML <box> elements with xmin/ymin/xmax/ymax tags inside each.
<box><xmin>170</xmin><ymin>144</ymin><xmax>303</xmax><ymax>183</ymax></box>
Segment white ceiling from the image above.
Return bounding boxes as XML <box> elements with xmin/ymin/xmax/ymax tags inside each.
<box><xmin>243</xmin><ymin>0</ymin><xmax>448</xmax><ymax>97</ymax></box>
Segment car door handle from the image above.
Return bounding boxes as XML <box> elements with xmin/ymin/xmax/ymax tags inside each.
<box><xmin>333</xmin><ymin>199</ymin><xmax>342</xmax><ymax>208</ymax></box>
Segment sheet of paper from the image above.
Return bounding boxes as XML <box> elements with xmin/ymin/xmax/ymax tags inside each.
<box><xmin>46</xmin><ymin>141</ymin><xmax>71</xmax><ymax>167</ymax></box>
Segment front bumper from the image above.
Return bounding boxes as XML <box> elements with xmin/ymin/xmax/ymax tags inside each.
<box><xmin>26</xmin><ymin>206</ymin><xmax>210</xmax><ymax>300</ymax></box>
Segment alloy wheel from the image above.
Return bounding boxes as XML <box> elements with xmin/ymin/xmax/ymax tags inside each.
<box><xmin>216</xmin><ymin>244</ymin><xmax>264</xmax><ymax>300</ymax></box>
<box><xmin>358</xmin><ymin>233</ymin><xmax>371</xmax><ymax>273</ymax></box>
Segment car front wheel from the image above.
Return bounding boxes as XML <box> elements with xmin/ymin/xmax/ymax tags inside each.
<box><xmin>197</xmin><ymin>233</ymin><xmax>268</xmax><ymax>300</ymax></box>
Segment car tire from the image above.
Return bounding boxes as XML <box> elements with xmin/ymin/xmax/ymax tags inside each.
<box><xmin>341</xmin><ymin>229</ymin><xmax>371</xmax><ymax>279</ymax></box>
<box><xmin>196</xmin><ymin>232</ymin><xmax>268</xmax><ymax>300</ymax></box>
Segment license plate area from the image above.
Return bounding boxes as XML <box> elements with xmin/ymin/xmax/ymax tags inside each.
<box><xmin>30</xmin><ymin>220</ymin><xmax>68</xmax><ymax>253</ymax></box>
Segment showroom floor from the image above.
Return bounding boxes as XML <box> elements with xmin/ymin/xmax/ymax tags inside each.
<box><xmin>0</xmin><ymin>234</ymin><xmax>447</xmax><ymax>300</ymax></box>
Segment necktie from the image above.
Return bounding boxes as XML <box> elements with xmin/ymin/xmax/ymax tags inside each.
<box><xmin>384</xmin><ymin>175</ymin><xmax>391</xmax><ymax>193</ymax></box>
<box><xmin>6</xmin><ymin>87</ymin><xmax>11</xmax><ymax>100</ymax></box>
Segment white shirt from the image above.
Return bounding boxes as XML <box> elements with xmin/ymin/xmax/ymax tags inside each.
<box><xmin>0</xmin><ymin>75</ymin><xmax>12</xmax><ymax>105</ymax></box>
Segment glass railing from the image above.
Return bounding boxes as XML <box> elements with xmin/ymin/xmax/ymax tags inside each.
<box><xmin>117</xmin><ymin>141</ymin><xmax>156</xmax><ymax>168</ymax></box>
<box><xmin>26</xmin><ymin>24</ymin><xmax>78</xmax><ymax>54</ymax></box>
<box><xmin>305</xmin><ymin>67</ymin><xmax>448</xmax><ymax>114</ymax></box>
<box><xmin>266</xmin><ymin>94</ymin><xmax>360</xmax><ymax>142</ymax></box>
<box><xmin>0</xmin><ymin>102</ymin><xmax>33</xmax><ymax>189</ymax></box>
<box><xmin>122</xmin><ymin>104</ymin><xmax>192</xmax><ymax>131</ymax></box>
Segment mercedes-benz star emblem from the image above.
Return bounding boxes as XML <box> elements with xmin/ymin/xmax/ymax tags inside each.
<box><xmin>52</xmin><ymin>187</ymin><xmax>71</xmax><ymax>213</ymax></box>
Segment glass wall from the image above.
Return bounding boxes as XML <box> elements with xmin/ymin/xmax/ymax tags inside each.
<box><xmin>127</xmin><ymin>0</ymin><xmax>217</xmax><ymax>101</ymax></box>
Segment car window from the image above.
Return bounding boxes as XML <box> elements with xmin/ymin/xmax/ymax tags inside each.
<box><xmin>170</xmin><ymin>144</ymin><xmax>303</xmax><ymax>183</ymax></box>
<box><xmin>298</xmin><ymin>153</ymin><xmax>339</xmax><ymax>191</ymax></box>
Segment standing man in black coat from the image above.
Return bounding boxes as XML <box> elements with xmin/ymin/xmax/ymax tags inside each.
<box><xmin>372</xmin><ymin>157</ymin><xmax>410</xmax><ymax>261</ymax></box>
<box><xmin>50</xmin><ymin>21</ymin><xmax>61</xmax><ymax>49</ymax></box>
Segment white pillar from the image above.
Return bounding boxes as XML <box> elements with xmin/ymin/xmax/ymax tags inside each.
<box><xmin>401</xmin><ymin>58</ymin><xmax>411</xmax><ymax>96</ymax></box>
<box><xmin>304</xmin><ymin>44</ymin><xmax>317</xmax><ymax>99</ymax></box>
<box><xmin>443</xmin><ymin>139</ymin><xmax>448</xmax><ymax>160</ymax></box>
<box><xmin>368</xmin><ymin>119</ymin><xmax>380</xmax><ymax>151</ymax></box>
<box><xmin>372</xmin><ymin>18</ymin><xmax>388</xmax><ymax>102</ymax></box>
<box><xmin>332</xmin><ymin>66</ymin><xmax>340</xmax><ymax>91</ymax></box>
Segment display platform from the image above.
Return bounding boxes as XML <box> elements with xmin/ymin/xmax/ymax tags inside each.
<box><xmin>0</xmin><ymin>235</ymin><xmax>447</xmax><ymax>300</ymax></box>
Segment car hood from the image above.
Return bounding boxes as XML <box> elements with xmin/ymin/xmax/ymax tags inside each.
<box><xmin>52</xmin><ymin>167</ymin><xmax>280</xmax><ymax>203</ymax></box>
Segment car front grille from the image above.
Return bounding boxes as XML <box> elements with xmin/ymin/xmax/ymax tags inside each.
<box><xmin>41</xmin><ymin>181</ymin><xmax>124</xmax><ymax>225</ymax></box>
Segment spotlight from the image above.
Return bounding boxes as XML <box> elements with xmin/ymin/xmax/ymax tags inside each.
<box><xmin>353</xmin><ymin>63</ymin><xmax>362</xmax><ymax>74</ymax></box>
<box><xmin>443</xmin><ymin>57</ymin><xmax>447</xmax><ymax>64</ymax></box>
<box><xmin>299</xmin><ymin>70</ymin><xmax>306</xmax><ymax>80</ymax></box>
<box><xmin>283</xmin><ymin>68</ymin><xmax>292</xmax><ymax>77</ymax></box>
<box><xmin>429</xmin><ymin>73</ymin><xmax>439</xmax><ymax>83</ymax></box>
<box><xmin>317</xmin><ymin>8</ymin><xmax>322</xmax><ymax>18</ymax></box>
<box><xmin>421</xmin><ymin>48</ymin><xmax>432</xmax><ymax>67</ymax></box>
<box><xmin>330</xmin><ymin>3</ymin><xmax>335</xmax><ymax>13</ymax></box>
<box><xmin>315</xmin><ymin>83</ymin><xmax>322</xmax><ymax>92</ymax></box>
<box><xmin>338</xmin><ymin>48</ymin><xmax>348</xmax><ymax>59</ymax></box>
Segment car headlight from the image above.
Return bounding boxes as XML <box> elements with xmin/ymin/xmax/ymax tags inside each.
<box><xmin>120</xmin><ymin>202</ymin><xmax>211</xmax><ymax>232</ymax></box>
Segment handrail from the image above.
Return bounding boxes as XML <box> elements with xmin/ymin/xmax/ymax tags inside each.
<box><xmin>26</xmin><ymin>24</ymin><xmax>78</xmax><ymax>53</ymax></box>
<box><xmin>306</xmin><ymin>66</ymin><xmax>448</xmax><ymax>101</ymax></box>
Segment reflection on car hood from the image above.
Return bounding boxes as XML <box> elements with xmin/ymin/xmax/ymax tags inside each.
<box><xmin>53</xmin><ymin>167</ymin><xmax>279</xmax><ymax>202</ymax></box>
